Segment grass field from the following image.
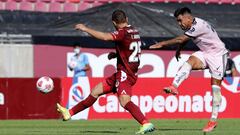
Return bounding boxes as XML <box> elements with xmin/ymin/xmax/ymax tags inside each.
<box><xmin>0</xmin><ymin>119</ymin><xmax>239</xmax><ymax>135</ymax></box>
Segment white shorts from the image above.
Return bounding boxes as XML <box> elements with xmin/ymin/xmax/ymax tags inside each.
<box><xmin>192</xmin><ymin>51</ymin><xmax>228</xmax><ymax>80</ymax></box>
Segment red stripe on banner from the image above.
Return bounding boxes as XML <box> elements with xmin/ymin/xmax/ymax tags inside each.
<box><xmin>61</xmin><ymin>77</ymin><xmax>240</xmax><ymax>119</ymax></box>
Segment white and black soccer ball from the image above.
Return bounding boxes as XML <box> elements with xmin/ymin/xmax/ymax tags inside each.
<box><xmin>68</xmin><ymin>60</ymin><xmax>77</xmax><ymax>69</ymax></box>
<box><xmin>36</xmin><ymin>76</ymin><xmax>54</xmax><ymax>93</ymax></box>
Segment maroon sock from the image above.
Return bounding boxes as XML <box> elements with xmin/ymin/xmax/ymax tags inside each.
<box><xmin>69</xmin><ymin>95</ymin><xmax>97</xmax><ymax>116</ymax></box>
<box><xmin>124</xmin><ymin>101</ymin><xmax>149</xmax><ymax>125</ymax></box>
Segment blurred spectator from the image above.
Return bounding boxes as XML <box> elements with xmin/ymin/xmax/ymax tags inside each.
<box><xmin>68</xmin><ymin>44</ymin><xmax>90</xmax><ymax>83</ymax></box>
<box><xmin>224</xmin><ymin>56</ymin><xmax>237</xmax><ymax>77</ymax></box>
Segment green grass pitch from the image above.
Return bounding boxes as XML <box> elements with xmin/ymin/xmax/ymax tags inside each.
<box><xmin>0</xmin><ymin>119</ymin><xmax>239</xmax><ymax>135</ymax></box>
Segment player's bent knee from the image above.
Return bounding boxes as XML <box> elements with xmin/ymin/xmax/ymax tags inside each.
<box><xmin>119</xmin><ymin>95</ymin><xmax>131</xmax><ymax>107</ymax></box>
<box><xmin>187</xmin><ymin>56</ymin><xmax>204</xmax><ymax>70</ymax></box>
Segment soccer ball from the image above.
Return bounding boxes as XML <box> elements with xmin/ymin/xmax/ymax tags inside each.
<box><xmin>36</xmin><ymin>76</ymin><xmax>54</xmax><ymax>93</ymax></box>
<box><xmin>68</xmin><ymin>60</ymin><xmax>77</xmax><ymax>69</ymax></box>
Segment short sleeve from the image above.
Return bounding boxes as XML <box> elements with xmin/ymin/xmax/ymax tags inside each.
<box><xmin>184</xmin><ymin>26</ymin><xmax>201</xmax><ymax>38</ymax></box>
<box><xmin>184</xmin><ymin>19</ymin><xmax>205</xmax><ymax>38</ymax></box>
<box><xmin>70</xmin><ymin>55</ymin><xmax>76</xmax><ymax>61</ymax></box>
<box><xmin>84</xmin><ymin>54</ymin><xmax>89</xmax><ymax>65</ymax></box>
<box><xmin>111</xmin><ymin>29</ymin><xmax>125</xmax><ymax>41</ymax></box>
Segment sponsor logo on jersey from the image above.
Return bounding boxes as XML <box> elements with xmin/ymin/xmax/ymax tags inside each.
<box><xmin>188</xmin><ymin>27</ymin><xmax>195</xmax><ymax>34</ymax></box>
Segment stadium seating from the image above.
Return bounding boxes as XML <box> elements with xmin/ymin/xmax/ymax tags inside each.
<box><xmin>166</xmin><ymin>0</ymin><xmax>179</xmax><ymax>2</ymax></box>
<box><xmin>78</xmin><ymin>2</ymin><xmax>91</xmax><ymax>12</ymax></box>
<box><xmin>20</xmin><ymin>1</ymin><xmax>34</xmax><ymax>11</ymax></box>
<box><xmin>221</xmin><ymin>0</ymin><xmax>233</xmax><ymax>4</ymax></box>
<box><xmin>0</xmin><ymin>2</ymin><xmax>5</xmax><ymax>10</ymax></box>
<box><xmin>35</xmin><ymin>1</ymin><xmax>49</xmax><ymax>12</ymax></box>
<box><xmin>195</xmin><ymin>0</ymin><xmax>206</xmax><ymax>3</ymax></box>
<box><xmin>206</xmin><ymin>0</ymin><xmax>220</xmax><ymax>4</ymax></box>
<box><xmin>49</xmin><ymin>2</ymin><xmax>63</xmax><ymax>12</ymax></box>
<box><xmin>68</xmin><ymin>0</ymin><xmax>80</xmax><ymax>3</ymax></box>
<box><xmin>179</xmin><ymin>0</ymin><xmax>194</xmax><ymax>3</ymax></box>
<box><xmin>92</xmin><ymin>1</ymin><xmax>103</xmax><ymax>7</ymax></box>
<box><xmin>63</xmin><ymin>2</ymin><xmax>78</xmax><ymax>12</ymax></box>
<box><xmin>41</xmin><ymin>0</ymin><xmax>51</xmax><ymax>3</ymax></box>
<box><xmin>0</xmin><ymin>0</ymin><xmax>239</xmax><ymax>12</ymax></box>
<box><xmin>27</xmin><ymin>0</ymin><xmax>37</xmax><ymax>2</ymax></box>
<box><xmin>5</xmin><ymin>0</ymin><xmax>18</xmax><ymax>11</ymax></box>
<box><xmin>234</xmin><ymin>0</ymin><xmax>240</xmax><ymax>4</ymax></box>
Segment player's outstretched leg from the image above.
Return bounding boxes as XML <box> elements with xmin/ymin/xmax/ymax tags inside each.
<box><xmin>56</xmin><ymin>103</ymin><xmax>71</xmax><ymax>121</ymax></box>
<box><xmin>57</xmin><ymin>82</ymin><xmax>103</xmax><ymax>121</ymax></box>
<box><xmin>163</xmin><ymin>62</ymin><xmax>192</xmax><ymax>95</ymax></box>
<box><xmin>56</xmin><ymin>94</ymin><xmax>97</xmax><ymax>121</ymax></box>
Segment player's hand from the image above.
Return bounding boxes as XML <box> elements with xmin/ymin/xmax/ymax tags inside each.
<box><xmin>175</xmin><ymin>50</ymin><xmax>181</xmax><ymax>61</ymax></box>
<box><xmin>108</xmin><ymin>52</ymin><xmax>117</xmax><ymax>60</ymax></box>
<box><xmin>149</xmin><ymin>43</ymin><xmax>164</xmax><ymax>49</ymax></box>
<box><xmin>75</xmin><ymin>24</ymin><xmax>88</xmax><ymax>31</ymax></box>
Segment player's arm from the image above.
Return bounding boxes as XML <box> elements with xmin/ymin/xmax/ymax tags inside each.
<box><xmin>82</xmin><ymin>55</ymin><xmax>90</xmax><ymax>71</ymax></box>
<box><xmin>82</xmin><ymin>64</ymin><xmax>90</xmax><ymax>71</ymax></box>
<box><xmin>175</xmin><ymin>42</ymin><xmax>188</xmax><ymax>61</ymax></box>
<box><xmin>75</xmin><ymin>24</ymin><xmax>114</xmax><ymax>41</ymax></box>
<box><xmin>108</xmin><ymin>52</ymin><xmax>117</xmax><ymax>60</ymax></box>
<box><xmin>149</xmin><ymin>35</ymin><xmax>190</xmax><ymax>49</ymax></box>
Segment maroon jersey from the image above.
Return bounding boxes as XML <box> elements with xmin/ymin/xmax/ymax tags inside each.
<box><xmin>111</xmin><ymin>25</ymin><xmax>141</xmax><ymax>82</ymax></box>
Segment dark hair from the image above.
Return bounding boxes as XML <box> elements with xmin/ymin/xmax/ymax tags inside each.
<box><xmin>174</xmin><ymin>7</ymin><xmax>191</xmax><ymax>17</ymax></box>
<box><xmin>112</xmin><ymin>9</ymin><xmax>127</xmax><ymax>24</ymax></box>
<box><xmin>73</xmin><ymin>42</ymin><xmax>81</xmax><ymax>48</ymax></box>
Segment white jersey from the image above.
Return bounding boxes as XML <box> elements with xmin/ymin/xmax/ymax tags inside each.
<box><xmin>184</xmin><ymin>17</ymin><xmax>228</xmax><ymax>55</ymax></box>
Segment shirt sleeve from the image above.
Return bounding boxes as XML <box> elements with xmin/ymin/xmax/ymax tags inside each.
<box><xmin>111</xmin><ymin>29</ymin><xmax>125</xmax><ymax>41</ymax></box>
<box><xmin>84</xmin><ymin>54</ymin><xmax>89</xmax><ymax>65</ymax></box>
<box><xmin>184</xmin><ymin>26</ymin><xmax>202</xmax><ymax>38</ymax></box>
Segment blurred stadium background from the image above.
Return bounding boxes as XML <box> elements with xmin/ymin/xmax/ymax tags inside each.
<box><xmin>0</xmin><ymin>0</ymin><xmax>240</xmax><ymax>135</ymax></box>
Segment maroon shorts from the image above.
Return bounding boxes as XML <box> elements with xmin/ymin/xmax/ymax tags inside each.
<box><xmin>103</xmin><ymin>70</ymin><xmax>137</xmax><ymax>96</ymax></box>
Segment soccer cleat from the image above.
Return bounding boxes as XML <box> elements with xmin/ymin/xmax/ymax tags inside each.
<box><xmin>202</xmin><ymin>121</ymin><xmax>217</xmax><ymax>132</ymax></box>
<box><xmin>56</xmin><ymin>103</ymin><xmax>71</xmax><ymax>121</ymax></box>
<box><xmin>163</xmin><ymin>85</ymin><xmax>179</xmax><ymax>95</ymax></box>
<box><xmin>136</xmin><ymin>123</ymin><xmax>155</xmax><ymax>134</ymax></box>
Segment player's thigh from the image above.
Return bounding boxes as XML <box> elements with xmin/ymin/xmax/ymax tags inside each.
<box><xmin>97</xmin><ymin>73</ymin><xmax>117</xmax><ymax>96</ymax></box>
<box><xmin>117</xmin><ymin>80</ymin><xmax>133</xmax><ymax>107</ymax></box>
<box><xmin>91</xmin><ymin>73</ymin><xmax>116</xmax><ymax>97</ymax></box>
<box><xmin>118</xmin><ymin>94</ymin><xmax>131</xmax><ymax>107</ymax></box>
<box><xmin>90</xmin><ymin>82</ymin><xmax>104</xmax><ymax>98</ymax></box>
<box><xmin>207</xmin><ymin>53</ymin><xmax>228</xmax><ymax>81</ymax></box>
<box><xmin>189</xmin><ymin>51</ymin><xmax>207</xmax><ymax>70</ymax></box>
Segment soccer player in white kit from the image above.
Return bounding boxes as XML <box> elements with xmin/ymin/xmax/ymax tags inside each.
<box><xmin>150</xmin><ymin>7</ymin><xmax>228</xmax><ymax>132</ymax></box>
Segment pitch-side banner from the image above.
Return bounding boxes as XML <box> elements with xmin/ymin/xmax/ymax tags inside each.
<box><xmin>34</xmin><ymin>45</ymin><xmax>240</xmax><ymax>77</ymax></box>
<box><xmin>61</xmin><ymin>77</ymin><xmax>240</xmax><ymax>119</ymax></box>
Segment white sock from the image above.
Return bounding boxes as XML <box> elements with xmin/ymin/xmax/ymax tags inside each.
<box><xmin>211</xmin><ymin>85</ymin><xmax>222</xmax><ymax>121</ymax></box>
<box><xmin>172</xmin><ymin>62</ymin><xmax>192</xmax><ymax>88</ymax></box>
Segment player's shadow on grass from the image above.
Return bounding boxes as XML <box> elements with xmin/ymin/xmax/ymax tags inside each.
<box><xmin>81</xmin><ymin>130</ymin><xmax>120</xmax><ymax>134</ymax></box>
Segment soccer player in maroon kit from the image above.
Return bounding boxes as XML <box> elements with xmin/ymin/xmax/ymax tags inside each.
<box><xmin>57</xmin><ymin>10</ymin><xmax>155</xmax><ymax>134</ymax></box>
